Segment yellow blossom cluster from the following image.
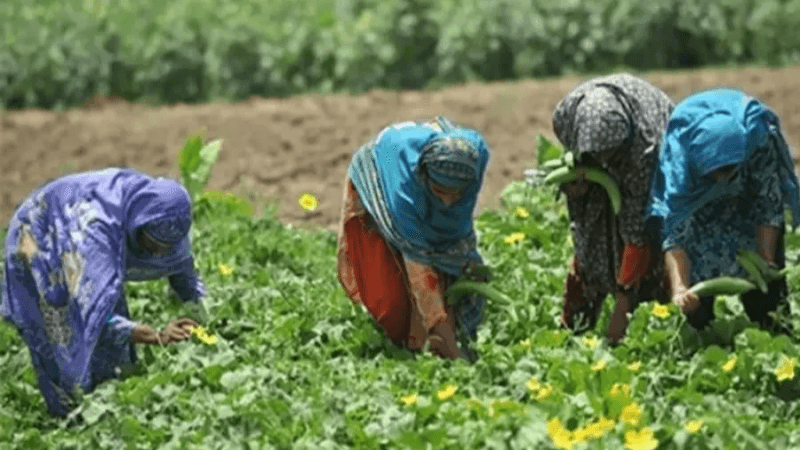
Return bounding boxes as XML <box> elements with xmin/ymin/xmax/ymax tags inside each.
<box><xmin>189</xmin><ymin>325</ymin><xmax>219</xmax><ymax>346</ymax></box>
<box><xmin>582</xmin><ymin>335</ymin><xmax>601</xmax><ymax>349</ymax></box>
<box><xmin>217</xmin><ymin>262</ymin><xmax>234</xmax><ymax>276</ymax></box>
<box><xmin>651</xmin><ymin>303</ymin><xmax>670</xmax><ymax>319</ymax></box>
<box><xmin>774</xmin><ymin>356</ymin><xmax>797</xmax><ymax>381</ymax></box>
<box><xmin>437</xmin><ymin>384</ymin><xmax>457</xmax><ymax>401</ymax></box>
<box><xmin>514</xmin><ymin>206</ymin><xmax>530</xmax><ymax>219</ymax></box>
<box><xmin>298</xmin><ymin>193</ymin><xmax>319</xmax><ymax>211</ymax></box>
<box><xmin>547</xmin><ymin>417</ymin><xmax>616</xmax><ymax>450</ymax></box>
<box><xmin>609</xmin><ymin>383</ymin><xmax>632</xmax><ymax>399</ymax></box>
<box><xmin>504</xmin><ymin>232</ymin><xmax>525</xmax><ymax>245</ymax></box>
<box><xmin>525</xmin><ymin>377</ymin><xmax>553</xmax><ymax>401</ymax></box>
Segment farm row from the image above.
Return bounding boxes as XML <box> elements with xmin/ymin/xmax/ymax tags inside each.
<box><xmin>2</xmin><ymin>0</ymin><xmax>799</xmax><ymax>109</ymax></box>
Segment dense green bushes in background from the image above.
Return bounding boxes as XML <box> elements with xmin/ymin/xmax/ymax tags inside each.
<box><xmin>1</xmin><ymin>0</ymin><xmax>798</xmax><ymax>109</ymax></box>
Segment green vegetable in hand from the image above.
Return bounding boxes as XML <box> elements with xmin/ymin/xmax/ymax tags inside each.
<box><xmin>543</xmin><ymin>167</ymin><xmax>621</xmax><ymax>214</ymax></box>
<box><xmin>688</xmin><ymin>277</ymin><xmax>757</xmax><ymax>297</ymax></box>
<box><xmin>446</xmin><ymin>280</ymin><xmax>512</xmax><ymax>306</ymax></box>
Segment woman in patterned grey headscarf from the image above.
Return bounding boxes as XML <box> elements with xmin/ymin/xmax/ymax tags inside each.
<box><xmin>551</xmin><ymin>73</ymin><xmax>674</xmax><ymax>343</ymax></box>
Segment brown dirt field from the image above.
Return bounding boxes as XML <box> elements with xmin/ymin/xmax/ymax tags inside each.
<box><xmin>2</xmin><ymin>65</ymin><xmax>800</xmax><ymax>232</ymax></box>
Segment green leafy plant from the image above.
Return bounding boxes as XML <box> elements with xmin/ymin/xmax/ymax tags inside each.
<box><xmin>178</xmin><ymin>134</ymin><xmax>223</xmax><ymax>204</ymax></box>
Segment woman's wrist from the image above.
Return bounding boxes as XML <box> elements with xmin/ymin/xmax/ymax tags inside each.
<box><xmin>671</xmin><ymin>284</ymin><xmax>690</xmax><ymax>300</ymax></box>
<box><xmin>131</xmin><ymin>323</ymin><xmax>166</xmax><ymax>345</ymax></box>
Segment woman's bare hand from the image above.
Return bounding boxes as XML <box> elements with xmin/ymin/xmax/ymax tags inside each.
<box><xmin>672</xmin><ymin>288</ymin><xmax>700</xmax><ymax>314</ymax></box>
<box><xmin>430</xmin><ymin>320</ymin><xmax>463</xmax><ymax>360</ymax></box>
<box><xmin>608</xmin><ymin>292</ymin><xmax>631</xmax><ymax>344</ymax></box>
<box><xmin>159</xmin><ymin>318</ymin><xmax>198</xmax><ymax>344</ymax></box>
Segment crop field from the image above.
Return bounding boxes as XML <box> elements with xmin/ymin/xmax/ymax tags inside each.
<box><xmin>1</xmin><ymin>155</ymin><xmax>799</xmax><ymax>448</ymax></box>
<box><xmin>2</xmin><ymin>1</ymin><xmax>800</xmax><ymax>447</ymax></box>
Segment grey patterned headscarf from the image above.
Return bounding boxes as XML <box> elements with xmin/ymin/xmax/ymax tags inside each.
<box><xmin>553</xmin><ymin>73</ymin><xmax>672</xmax><ymax>166</ymax></box>
<box><xmin>552</xmin><ymin>73</ymin><xmax>674</xmax><ymax>298</ymax></box>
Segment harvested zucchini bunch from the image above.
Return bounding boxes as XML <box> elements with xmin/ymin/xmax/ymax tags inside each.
<box><xmin>531</xmin><ymin>136</ymin><xmax>621</xmax><ymax>215</ymax></box>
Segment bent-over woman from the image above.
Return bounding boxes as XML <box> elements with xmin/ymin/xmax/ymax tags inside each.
<box><xmin>647</xmin><ymin>89</ymin><xmax>800</xmax><ymax>332</ymax></box>
<box><xmin>552</xmin><ymin>73</ymin><xmax>674</xmax><ymax>342</ymax></box>
<box><xmin>1</xmin><ymin>168</ymin><xmax>206</xmax><ymax>417</ymax></box>
<box><xmin>337</xmin><ymin>116</ymin><xmax>491</xmax><ymax>359</ymax></box>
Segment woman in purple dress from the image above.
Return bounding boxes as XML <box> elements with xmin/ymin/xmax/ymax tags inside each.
<box><xmin>1</xmin><ymin>168</ymin><xmax>206</xmax><ymax>417</ymax></box>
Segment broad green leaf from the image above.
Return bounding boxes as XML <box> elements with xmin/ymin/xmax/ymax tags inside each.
<box><xmin>179</xmin><ymin>136</ymin><xmax>223</xmax><ymax>203</ymax></box>
<box><xmin>536</xmin><ymin>135</ymin><xmax>563</xmax><ymax>166</ymax></box>
<box><xmin>80</xmin><ymin>402</ymin><xmax>108</xmax><ymax>425</ymax></box>
<box><xmin>179</xmin><ymin>135</ymin><xmax>204</xmax><ymax>199</ymax></box>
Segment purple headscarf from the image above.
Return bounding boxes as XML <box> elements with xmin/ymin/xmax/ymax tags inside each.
<box><xmin>1</xmin><ymin>168</ymin><xmax>198</xmax><ymax>416</ymax></box>
<box><xmin>126</xmin><ymin>178</ymin><xmax>192</xmax><ymax>244</ymax></box>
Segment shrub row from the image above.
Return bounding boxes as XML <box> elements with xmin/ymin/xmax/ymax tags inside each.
<box><xmin>1</xmin><ymin>0</ymin><xmax>798</xmax><ymax>109</ymax></box>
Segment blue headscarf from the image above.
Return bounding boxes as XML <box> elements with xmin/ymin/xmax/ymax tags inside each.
<box><xmin>647</xmin><ymin>89</ymin><xmax>800</xmax><ymax>242</ymax></box>
<box><xmin>348</xmin><ymin>117</ymin><xmax>491</xmax><ymax>277</ymax></box>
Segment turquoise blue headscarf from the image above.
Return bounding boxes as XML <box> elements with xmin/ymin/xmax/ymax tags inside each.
<box><xmin>647</xmin><ymin>89</ymin><xmax>800</xmax><ymax>241</ymax></box>
<box><xmin>348</xmin><ymin>117</ymin><xmax>491</xmax><ymax>277</ymax></box>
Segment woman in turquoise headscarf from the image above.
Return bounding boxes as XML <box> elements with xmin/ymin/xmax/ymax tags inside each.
<box><xmin>1</xmin><ymin>168</ymin><xmax>206</xmax><ymax>417</ymax></box>
<box><xmin>337</xmin><ymin>116</ymin><xmax>491</xmax><ymax>360</ymax></box>
<box><xmin>647</xmin><ymin>89</ymin><xmax>800</xmax><ymax>332</ymax></box>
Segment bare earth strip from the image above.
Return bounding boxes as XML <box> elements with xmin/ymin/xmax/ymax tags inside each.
<box><xmin>2</xmin><ymin>65</ymin><xmax>799</xmax><ymax>231</ymax></box>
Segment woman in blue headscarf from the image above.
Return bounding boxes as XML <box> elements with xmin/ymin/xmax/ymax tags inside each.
<box><xmin>647</xmin><ymin>89</ymin><xmax>800</xmax><ymax>332</ymax></box>
<box><xmin>1</xmin><ymin>168</ymin><xmax>207</xmax><ymax>417</ymax></box>
<box><xmin>337</xmin><ymin>116</ymin><xmax>491</xmax><ymax>360</ymax></box>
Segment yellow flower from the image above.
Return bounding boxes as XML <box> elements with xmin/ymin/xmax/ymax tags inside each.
<box><xmin>774</xmin><ymin>356</ymin><xmax>797</xmax><ymax>382</ymax></box>
<box><xmin>526</xmin><ymin>377</ymin><xmax>541</xmax><ymax>393</ymax></box>
<box><xmin>526</xmin><ymin>377</ymin><xmax>554</xmax><ymax>401</ymax></box>
<box><xmin>400</xmin><ymin>392</ymin><xmax>419</xmax><ymax>406</ymax></box>
<box><xmin>572</xmin><ymin>426</ymin><xmax>590</xmax><ymax>442</ymax></box>
<box><xmin>514</xmin><ymin>206</ymin><xmax>530</xmax><ymax>219</ymax></box>
<box><xmin>519</xmin><ymin>338</ymin><xmax>532</xmax><ymax>350</ymax></box>
<box><xmin>582</xmin><ymin>335</ymin><xmax>601</xmax><ymax>349</ymax></box>
<box><xmin>651</xmin><ymin>303</ymin><xmax>670</xmax><ymax>319</ymax></box>
<box><xmin>572</xmin><ymin>417</ymin><xmax>616</xmax><ymax>442</ymax></box>
<box><xmin>504</xmin><ymin>232</ymin><xmax>525</xmax><ymax>245</ymax></box>
<box><xmin>722</xmin><ymin>355</ymin><xmax>738</xmax><ymax>373</ymax></box>
<box><xmin>684</xmin><ymin>419</ymin><xmax>704</xmax><ymax>434</ymax></box>
<box><xmin>217</xmin><ymin>263</ymin><xmax>234</xmax><ymax>276</ymax></box>
<box><xmin>536</xmin><ymin>384</ymin><xmax>554</xmax><ymax>401</ymax></box>
<box><xmin>624</xmin><ymin>427</ymin><xmax>658</xmax><ymax>450</ymax></box>
<box><xmin>596</xmin><ymin>417</ymin><xmax>616</xmax><ymax>432</ymax></box>
<box><xmin>576</xmin><ymin>418</ymin><xmax>614</xmax><ymax>440</ymax></box>
<box><xmin>189</xmin><ymin>325</ymin><xmax>219</xmax><ymax>346</ymax></box>
<box><xmin>437</xmin><ymin>384</ymin><xmax>457</xmax><ymax>401</ymax></box>
<box><xmin>570</xmin><ymin>430</ymin><xmax>588</xmax><ymax>446</ymax></box>
<box><xmin>546</xmin><ymin>418</ymin><xmax>574</xmax><ymax>450</ymax></box>
<box><xmin>610</xmin><ymin>383</ymin><xmax>632</xmax><ymax>398</ymax></box>
<box><xmin>591</xmin><ymin>360</ymin><xmax>607</xmax><ymax>371</ymax></box>
<box><xmin>620</xmin><ymin>402</ymin><xmax>643</xmax><ymax>426</ymax></box>
<box><xmin>298</xmin><ymin>193</ymin><xmax>319</xmax><ymax>211</ymax></box>
<box><xmin>628</xmin><ymin>361</ymin><xmax>643</xmax><ymax>372</ymax></box>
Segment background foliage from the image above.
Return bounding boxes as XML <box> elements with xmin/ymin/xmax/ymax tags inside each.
<box><xmin>1</xmin><ymin>0</ymin><xmax>799</xmax><ymax>109</ymax></box>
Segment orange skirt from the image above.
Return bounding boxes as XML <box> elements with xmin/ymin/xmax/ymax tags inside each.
<box><xmin>336</xmin><ymin>180</ymin><xmax>455</xmax><ymax>350</ymax></box>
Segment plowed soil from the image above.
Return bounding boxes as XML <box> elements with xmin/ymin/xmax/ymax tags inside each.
<box><xmin>2</xmin><ymin>66</ymin><xmax>799</xmax><ymax>232</ymax></box>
